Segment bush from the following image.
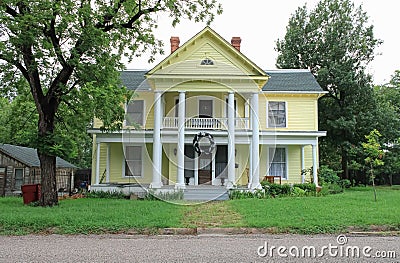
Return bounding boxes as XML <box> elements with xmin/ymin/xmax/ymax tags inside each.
<box><xmin>319</xmin><ymin>183</ymin><xmax>344</xmax><ymax>195</ymax></box>
<box><xmin>229</xmin><ymin>189</ymin><xmax>267</xmax><ymax>199</ymax></box>
<box><xmin>262</xmin><ymin>182</ymin><xmax>291</xmax><ymax>197</ymax></box>
<box><xmin>339</xmin><ymin>179</ymin><xmax>352</xmax><ymax>189</ymax></box>
<box><xmin>293</xmin><ymin>183</ymin><xmax>316</xmax><ymax>193</ymax></box>
<box><xmin>86</xmin><ymin>190</ymin><xmax>126</xmax><ymax>199</ymax></box>
<box><xmin>144</xmin><ymin>190</ymin><xmax>184</xmax><ymax>201</ymax></box>
<box><xmin>291</xmin><ymin>187</ymin><xmax>306</xmax><ymax>197</ymax></box>
<box><xmin>318</xmin><ymin>165</ymin><xmax>341</xmax><ymax>185</ymax></box>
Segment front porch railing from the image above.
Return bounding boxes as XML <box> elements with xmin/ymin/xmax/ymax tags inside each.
<box><xmin>163</xmin><ymin>117</ymin><xmax>249</xmax><ymax>130</ymax></box>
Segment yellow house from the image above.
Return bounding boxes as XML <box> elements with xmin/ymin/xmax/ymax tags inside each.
<box><xmin>89</xmin><ymin>27</ymin><xmax>326</xmax><ymax>196</ymax></box>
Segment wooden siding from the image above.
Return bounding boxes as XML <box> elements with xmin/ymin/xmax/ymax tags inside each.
<box><xmin>260</xmin><ymin>94</ymin><xmax>319</xmax><ymax>131</ymax></box>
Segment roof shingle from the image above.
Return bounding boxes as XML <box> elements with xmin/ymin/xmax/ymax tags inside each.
<box><xmin>0</xmin><ymin>144</ymin><xmax>77</xmax><ymax>168</ymax></box>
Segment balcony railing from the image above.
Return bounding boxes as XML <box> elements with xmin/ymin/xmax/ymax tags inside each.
<box><xmin>163</xmin><ymin>117</ymin><xmax>249</xmax><ymax>130</ymax></box>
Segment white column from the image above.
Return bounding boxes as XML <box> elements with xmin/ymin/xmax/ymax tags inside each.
<box><xmin>226</xmin><ymin>92</ymin><xmax>236</xmax><ymax>189</ymax></box>
<box><xmin>151</xmin><ymin>91</ymin><xmax>163</xmax><ymax>188</ymax></box>
<box><xmin>248</xmin><ymin>139</ymin><xmax>253</xmax><ymax>188</ymax></box>
<box><xmin>251</xmin><ymin>92</ymin><xmax>261</xmax><ymax>189</ymax></box>
<box><xmin>312</xmin><ymin>143</ymin><xmax>319</xmax><ymax>186</ymax></box>
<box><xmin>301</xmin><ymin>146</ymin><xmax>305</xmax><ymax>183</ymax></box>
<box><xmin>106</xmin><ymin>143</ymin><xmax>110</xmax><ymax>183</ymax></box>
<box><xmin>176</xmin><ymin>91</ymin><xmax>186</xmax><ymax>189</ymax></box>
<box><xmin>95</xmin><ymin>142</ymin><xmax>100</xmax><ymax>184</ymax></box>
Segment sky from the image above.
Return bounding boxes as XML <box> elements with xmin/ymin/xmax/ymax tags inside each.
<box><xmin>127</xmin><ymin>0</ymin><xmax>400</xmax><ymax>85</ymax></box>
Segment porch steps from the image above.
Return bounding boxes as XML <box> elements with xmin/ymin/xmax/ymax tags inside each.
<box><xmin>183</xmin><ymin>187</ymin><xmax>229</xmax><ymax>201</ymax></box>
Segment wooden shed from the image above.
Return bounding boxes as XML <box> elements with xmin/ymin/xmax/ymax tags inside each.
<box><xmin>0</xmin><ymin>144</ymin><xmax>77</xmax><ymax>196</ymax></box>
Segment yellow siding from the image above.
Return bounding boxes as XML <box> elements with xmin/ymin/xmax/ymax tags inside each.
<box><xmin>235</xmin><ymin>144</ymin><xmax>250</xmax><ymax>186</ymax></box>
<box><xmin>155</xmin><ymin>34</ymin><xmax>260</xmax><ymax>77</ymax></box>
<box><xmin>260</xmin><ymin>94</ymin><xmax>319</xmax><ymax>131</ymax></box>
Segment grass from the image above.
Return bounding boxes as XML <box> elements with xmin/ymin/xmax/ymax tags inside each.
<box><xmin>227</xmin><ymin>187</ymin><xmax>400</xmax><ymax>233</ymax></box>
<box><xmin>0</xmin><ymin>198</ymin><xmax>184</xmax><ymax>235</ymax></box>
<box><xmin>0</xmin><ymin>187</ymin><xmax>399</xmax><ymax>235</ymax></box>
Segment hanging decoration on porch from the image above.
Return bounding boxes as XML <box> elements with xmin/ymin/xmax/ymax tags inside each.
<box><xmin>193</xmin><ymin>132</ymin><xmax>216</xmax><ymax>155</ymax></box>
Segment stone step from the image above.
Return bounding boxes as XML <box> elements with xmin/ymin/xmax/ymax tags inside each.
<box><xmin>183</xmin><ymin>188</ymin><xmax>229</xmax><ymax>201</ymax></box>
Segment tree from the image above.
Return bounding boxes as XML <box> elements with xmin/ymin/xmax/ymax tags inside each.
<box><xmin>0</xmin><ymin>0</ymin><xmax>222</xmax><ymax>206</ymax></box>
<box><xmin>275</xmin><ymin>0</ymin><xmax>382</xmax><ymax>180</ymax></box>
<box><xmin>362</xmin><ymin>129</ymin><xmax>384</xmax><ymax>201</ymax></box>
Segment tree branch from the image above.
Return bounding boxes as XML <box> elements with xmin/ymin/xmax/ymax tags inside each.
<box><xmin>0</xmin><ymin>54</ymin><xmax>30</xmax><ymax>81</ymax></box>
<box><xmin>4</xmin><ymin>4</ymin><xmax>19</xmax><ymax>17</ymax></box>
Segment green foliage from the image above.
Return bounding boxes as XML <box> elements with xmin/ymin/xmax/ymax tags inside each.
<box><xmin>229</xmin><ymin>189</ymin><xmax>267</xmax><ymax>200</ymax></box>
<box><xmin>275</xmin><ymin>0</ymin><xmax>382</xmax><ymax>182</ymax></box>
<box><xmin>86</xmin><ymin>190</ymin><xmax>127</xmax><ymax>199</ymax></box>
<box><xmin>318</xmin><ymin>165</ymin><xmax>341</xmax><ymax>184</ymax></box>
<box><xmin>0</xmin><ymin>1</ymin><xmax>222</xmax><ymax>205</ymax></box>
<box><xmin>292</xmin><ymin>183</ymin><xmax>317</xmax><ymax>193</ymax></box>
<box><xmin>144</xmin><ymin>190</ymin><xmax>184</xmax><ymax>201</ymax></box>
<box><xmin>319</xmin><ymin>183</ymin><xmax>344</xmax><ymax>195</ymax></box>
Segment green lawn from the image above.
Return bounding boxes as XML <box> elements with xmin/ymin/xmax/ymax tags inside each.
<box><xmin>0</xmin><ymin>187</ymin><xmax>399</xmax><ymax>235</ymax></box>
<box><xmin>0</xmin><ymin>198</ymin><xmax>185</xmax><ymax>235</ymax></box>
<box><xmin>227</xmin><ymin>187</ymin><xmax>400</xmax><ymax>233</ymax></box>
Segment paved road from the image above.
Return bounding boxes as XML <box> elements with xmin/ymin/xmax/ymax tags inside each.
<box><xmin>0</xmin><ymin>234</ymin><xmax>399</xmax><ymax>262</ymax></box>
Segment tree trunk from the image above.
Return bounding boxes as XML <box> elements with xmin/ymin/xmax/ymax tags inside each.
<box><xmin>37</xmin><ymin>99</ymin><xmax>59</xmax><ymax>207</ymax></box>
<box><xmin>38</xmin><ymin>151</ymin><xmax>58</xmax><ymax>206</ymax></box>
<box><xmin>341</xmin><ymin>148</ymin><xmax>349</xmax><ymax>180</ymax></box>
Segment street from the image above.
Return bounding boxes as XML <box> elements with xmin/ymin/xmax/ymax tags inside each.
<box><xmin>1</xmin><ymin>234</ymin><xmax>399</xmax><ymax>262</ymax></box>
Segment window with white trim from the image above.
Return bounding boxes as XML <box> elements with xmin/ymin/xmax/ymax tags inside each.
<box><xmin>268</xmin><ymin>148</ymin><xmax>287</xmax><ymax>179</ymax></box>
<box><xmin>126</xmin><ymin>100</ymin><xmax>144</xmax><ymax>126</ymax></box>
<box><xmin>125</xmin><ymin>146</ymin><xmax>142</xmax><ymax>177</ymax></box>
<box><xmin>268</xmin><ymin>101</ymin><xmax>286</xmax><ymax>128</ymax></box>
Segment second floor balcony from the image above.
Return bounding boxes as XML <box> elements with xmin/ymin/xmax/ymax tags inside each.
<box><xmin>163</xmin><ymin>117</ymin><xmax>250</xmax><ymax>130</ymax></box>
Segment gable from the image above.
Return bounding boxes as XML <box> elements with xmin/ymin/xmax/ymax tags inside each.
<box><xmin>147</xmin><ymin>27</ymin><xmax>268</xmax><ymax>79</ymax></box>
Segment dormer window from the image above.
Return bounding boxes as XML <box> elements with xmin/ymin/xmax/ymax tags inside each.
<box><xmin>200</xmin><ymin>58</ymin><xmax>214</xmax><ymax>65</ymax></box>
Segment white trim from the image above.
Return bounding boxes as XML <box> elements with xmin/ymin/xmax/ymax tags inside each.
<box><xmin>106</xmin><ymin>143</ymin><xmax>110</xmax><ymax>183</ymax></box>
<box><xmin>126</xmin><ymin>99</ymin><xmax>146</xmax><ymax>127</ymax></box>
<box><xmin>122</xmin><ymin>144</ymin><xmax>144</xmax><ymax>178</ymax></box>
<box><xmin>266</xmin><ymin>100</ymin><xmax>288</xmax><ymax>128</ymax></box>
<box><xmin>267</xmin><ymin>146</ymin><xmax>289</xmax><ymax>180</ymax></box>
<box><xmin>263</xmin><ymin>91</ymin><xmax>328</xmax><ymax>94</ymax></box>
<box><xmin>224</xmin><ymin>95</ymin><xmax>237</xmax><ymax>118</ymax></box>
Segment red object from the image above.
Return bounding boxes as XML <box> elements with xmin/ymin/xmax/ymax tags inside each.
<box><xmin>21</xmin><ymin>184</ymin><xmax>41</xmax><ymax>205</ymax></box>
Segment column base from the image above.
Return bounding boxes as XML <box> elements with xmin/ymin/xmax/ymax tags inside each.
<box><xmin>226</xmin><ymin>181</ymin><xmax>235</xmax><ymax>189</ymax></box>
<box><xmin>175</xmin><ymin>183</ymin><xmax>186</xmax><ymax>190</ymax></box>
<box><xmin>251</xmin><ymin>182</ymin><xmax>262</xmax><ymax>190</ymax></box>
<box><xmin>149</xmin><ymin>181</ymin><xmax>163</xmax><ymax>189</ymax></box>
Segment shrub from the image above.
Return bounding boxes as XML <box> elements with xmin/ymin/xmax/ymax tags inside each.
<box><xmin>144</xmin><ymin>190</ymin><xmax>184</xmax><ymax>201</ymax></box>
<box><xmin>318</xmin><ymin>165</ymin><xmax>341</xmax><ymax>184</ymax></box>
<box><xmin>262</xmin><ymin>182</ymin><xmax>291</xmax><ymax>197</ymax></box>
<box><xmin>86</xmin><ymin>190</ymin><xmax>126</xmax><ymax>199</ymax></box>
<box><xmin>339</xmin><ymin>179</ymin><xmax>352</xmax><ymax>189</ymax></box>
<box><xmin>293</xmin><ymin>183</ymin><xmax>316</xmax><ymax>193</ymax></box>
<box><xmin>291</xmin><ymin>187</ymin><xmax>306</xmax><ymax>197</ymax></box>
<box><xmin>229</xmin><ymin>189</ymin><xmax>267</xmax><ymax>199</ymax></box>
<box><xmin>319</xmin><ymin>183</ymin><xmax>344</xmax><ymax>195</ymax></box>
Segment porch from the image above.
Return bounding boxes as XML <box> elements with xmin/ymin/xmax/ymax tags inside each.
<box><xmin>163</xmin><ymin>117</ymin><xmax>249</xmax><ymax>130</ymax></box>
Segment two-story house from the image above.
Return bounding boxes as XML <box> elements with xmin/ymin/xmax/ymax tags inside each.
<box><xmin>89</xmin><ymin>27</ymin><xmax>326</xmax><ymax>195</ymax></box>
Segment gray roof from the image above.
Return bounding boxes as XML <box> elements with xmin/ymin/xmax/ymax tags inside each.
<box><xmin>119</xmin><ymin>69</ymin><xmax>323</xmax><ymax>92</ymax></box>
<box><xmin>0</xmin><ymin>144</ymin><xmax>77</xmax><ymax>168</ymax></box>
<box><xmin>263</xmin><ymin>69</ymin><xmax>323</xmax><ymax>92</ymax></box>
<box><xmin>120</xmin><ymin>70</ymin><xmax>150</xmax><ymax>91</ymax></box>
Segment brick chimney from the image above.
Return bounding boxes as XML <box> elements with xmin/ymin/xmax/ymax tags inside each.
<box><xmin>170</xmin><ymin>36</ymin><xmax>180</xmax><ymax>53</ymax></box>
<box><xmin>231</xmin><ymin>37</ymin><xmax>241</xmax><ymax>51</ymax></box>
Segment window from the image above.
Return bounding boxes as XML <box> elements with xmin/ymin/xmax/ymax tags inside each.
<box><xmin>126</xmin><ymin>100</ymin><xmax>144</xmax><ymax>126</ymax></box>
<box><xmin>14</xmin><ymin>168</ymin><xmax>24</xmax><ymax>190</ymax></box>
<box><xmin>268</xmin><ymin>148</ymin><xmax>287</xmax><ymax>179</ymax></box>
<box><xmin>125</xmin><ymin>146</ymin><xmax>142</xmax><ymax>177</ymax></box>
<box><xmin>268</xmin><ymin>101</ymin><xmax>286</xmax><ymax>128</ymax></box>
<box><xmin>200</xmin><ymin>58</ymin><xmax>214</xmax><ymax>65</ymax></box>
